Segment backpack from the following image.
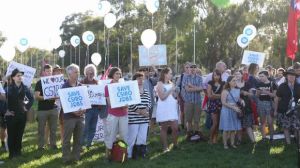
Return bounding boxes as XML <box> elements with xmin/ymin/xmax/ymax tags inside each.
<box><xmin>111</xmin><ymin>140</ymin><xmax>128</xmax><ymax>163</ymax></box>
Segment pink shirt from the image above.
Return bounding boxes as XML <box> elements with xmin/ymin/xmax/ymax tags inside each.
<box><xmin>105</xmin><ymin>85</ymin><xmax>128</xmax><ymax>117</ymax></box>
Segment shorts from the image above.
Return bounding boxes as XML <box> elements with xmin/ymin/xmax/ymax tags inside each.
<box><xmin>184</xmin><ymin>102</ymin><xmax>201</xmax><ymax>124</ymax></box>
<box><xmin>257</xmin><ymin>100</ymin><xmax>272</xmax><ymax>116</ymax></box>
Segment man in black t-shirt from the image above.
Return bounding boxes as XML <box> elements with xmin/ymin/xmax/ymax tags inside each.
<box><xmin>256</xmin><ymin>71</ymin><xmax>277</xmax><ymax>141</ymax></box>
<box><xmin>35</xmin><ymin>64</ymin><xmax>58</xmax><ymax>150</ymax></box>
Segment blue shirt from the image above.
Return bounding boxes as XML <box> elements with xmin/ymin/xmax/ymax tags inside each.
<box><xmin>181</xmin><ymin>74</ymin><xmax>203</xmax><ymax>103</ymax></box>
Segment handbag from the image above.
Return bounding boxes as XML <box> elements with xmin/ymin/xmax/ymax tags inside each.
<box><xmin>111</xmin><ymin>140</ymin><xmax>128</xmax><ymax>163</ymax></box>
<box><xmin>228</xmin><ymin>90</ymin><xmax>244</xmax><ymax>119</ymax></box>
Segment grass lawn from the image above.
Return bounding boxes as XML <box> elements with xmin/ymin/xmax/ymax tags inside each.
<box><xmin>0</xmin><ymin>119</ymin><xmax>298</xmax><ymax>168</ymax></box>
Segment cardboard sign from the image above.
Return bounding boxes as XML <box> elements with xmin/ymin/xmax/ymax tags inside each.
<box><xmin>108</xmin><ymin>81</ymin><xmax>141</xmax><ymax>108</ymax></box>
<box><xmin>6</xmin><ymin>61</ymin><xmax>36</xmax><ymax>87</ymax></box>
<box><xmin>58</xmin><ymin>86</ymin><xmax>91</xmax><ymax>113</ymax></box>
<box><xmin>87</xmin><ymin>85</ymin><xmax>105</xmax><ymax>105</ymax></box>
<box><xmin>138</xmin><ymin>44</ymin><xmax>167</xmax><ymax>66</ymax></box>
<box><xmin>93</xmin><ymin>118</ymin><xmax>105</xmax><ymax>142</ymax></box>
<box><xmin>41</xmin><ymin>74</ymin><xmax>64</xmax><ymax>100</ymax></box>
<box><xmin>242</xmin><ymin>50</ymin><xmax>265</xmax><ymax>67</ymax></box>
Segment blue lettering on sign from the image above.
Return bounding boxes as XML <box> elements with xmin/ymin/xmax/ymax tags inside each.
<box><xmin>248</xmin><ymin>53</ymin><xmax>259</xmax><ymax>64</ymax></box>
<box><xmin>116</xmin><ymin>85</ymin><xmax>133</xmax><ymax>103</ymax></box>
<box><xmin>67</xmin><ymin>91</ymin><xmax>84</xmax><ymax>108</ymax></box>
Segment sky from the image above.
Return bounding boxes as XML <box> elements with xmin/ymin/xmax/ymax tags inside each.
<box><xmin>0</xmin><ymin>0</ymin><xmax>99</xmax><ymax>50</ymax></box>
<box><xmin>0</xmin><ymin>0</ymin><xmax>244</xmax><ymax>51</ymax></box>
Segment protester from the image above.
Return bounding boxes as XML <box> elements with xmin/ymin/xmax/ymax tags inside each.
<box><xmin>177</xmin><ymin>62</ymin><xmax>191</xmax><ymax>129</ymax></box>
<box><xmin>294</xmin><ymin>62</ymin><xmax>300</xmax><ymax>84</ymax></box>
<box><xmin>219</xmin><ymin>76</ymin><xmax>242</xmax><ymax>149</ymax></box>
<box><xmin>207</xmin><ymin>69</ymin><xmax>224</xmax><ymax>144</ymax></box>
<box><xmin>156</xmin><ymin>67</ymin><xmax>178</xmax><ymax>152</ymax></box>
<box><xmin>245</xmin><ymin>63</ymin><xmax>259</xmax><ymax>126</ymax></box>
<box><xmin>275</xmin><ymin>68</ymin><xmax>300</xmax><ymax>144</ymax></box>
<box><xmin>0</xmin><ymin>82</ymin><xmax>6</xmax><ymax>151</ymax></box>
<box><xmin>181</xmin><ymin>63</ymin><xmax>205</xmax><ymax>141</ymax></box>
<box><xmin>104</xmin><ymin>67</ymin><xmax>128</xmax><ymax>161</ymax></box>
<box><xmin>52</xmin><ymin>65</ymin><xmax>64</xmax><ymax>144</ymax></box>
<box><xmin>275</xmin><ymin>68</ymin><xmax>285</xmax><ymax>87</ymax></box>
<box><xmin>234</xmin><ymin>70</ymin><xmax>255</xmax><ymax>144</ymax></box>
<box><xmin>81</xmin><ymin>64</ymin><xmax>99</xmax><ymax>149</ymax></box>
<box><xmin>61</xmin><ymin>64</ymin><xmax>85</xmax><ymax>164</ymax></box>
<box><xmin>5</xmin><ymin>68</ymin><xmax>34</xmax><ymax>158</ymax></box>
<box><xmin>256</xmin><ymin>71</ymin><xmax>276</xmax><ymax>142</ymax></box>
<box><xmin>203</xmin><ymin>61</ymin><xmax>229</xmax><ymax>130</ymax></box>
<box><xmin>127</xmin><ymin>72</ymin><xmax>151</xmax><ymax>159</ymax></box>
<box><xmin>35</xmin><ymin>64</ymin><xmax>58</xmax><ymax>150</ymax></box>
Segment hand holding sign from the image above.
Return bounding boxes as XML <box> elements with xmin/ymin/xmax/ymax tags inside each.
<box><xmin>108</xmin><ymin>81</ymin><xmax>141</xmax><ymax>108</ymax></box>
<box><xmin>58</xmin><ymin>86</ymin><xmax>92</xmax><ymax>113</ymax></box>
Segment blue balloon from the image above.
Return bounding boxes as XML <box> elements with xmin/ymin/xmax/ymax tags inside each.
<box><xmin>241</xmin><ymin>37</ymin><xmax>248</xmax><ymax>44</ymax></box>
<box><xmin>87</xmin><ymin>34</ymin><xmax>94</xmax><ymax>41</ymax></box>
<box><xmin>20</xmin><ymin>38</ymin><xmax>28</xmax><ymax>46</ymax></box>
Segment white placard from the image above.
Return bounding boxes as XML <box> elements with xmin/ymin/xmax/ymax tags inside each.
<box><xmin>93</xmin><ymin>117</ymin><xmax>105</xmax><ymax>142</ymax></box>
<box><xmin>87</xmin><ymin>85</ymin><xmax>105</xmax><ymax>105</ymax></box>
<box><xmin>138</xmin><ymin>44</ymin><xmax>167</xmax><ymax>66</ymax></box>
<box><xmin>6</xmin><ymin>61</ymin><xmax>36</xmax><ymax>87</ymax></box>
<box><xmin>41</xmin><ymin>74</ymin><xmax>64</xmax><ymax>100</ymax></box>
<box><xmin>107</xmin><ymin>81</ymin><xmax>141</xmax><ymax>108</ymax></box>
<box><xmin>58</xmin><ymin>86</ymin><xmax>92</xmax><ymax>113</ymax></box>
<box><xmin>242</xmin><ymin>50</ymin><xmax>266</xmax><ymax>67</ymax></box>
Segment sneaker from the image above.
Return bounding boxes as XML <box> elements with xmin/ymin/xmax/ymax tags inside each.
<box><xmin>190</xmin><ymin>134</ymin><xmax>201</xmax><ymax>141</ymax></box>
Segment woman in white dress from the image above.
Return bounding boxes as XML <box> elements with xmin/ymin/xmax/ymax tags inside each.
<box><xmin>156</xmin><ymin>67</ymin><xmax>179</xmax><ymax>152</ymax></box>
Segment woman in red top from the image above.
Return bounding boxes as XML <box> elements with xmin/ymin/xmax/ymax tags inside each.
<box><xmin>104</xmin><ymin>67</ymin><xmax>128</xmax><ymax>161</ymax></box>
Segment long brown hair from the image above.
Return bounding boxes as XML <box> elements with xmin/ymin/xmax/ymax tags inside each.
<box><xmin>248</xmin><ymin>63</ymin><xmax>258</xmax><ymax>75</ymax></box>
<box><xmin>211</xmin><ymin>69</ymin><xmax>222</xmax><ymax>85</ymax></box>
<box><xmin>159</xmin><ymin>67</ymin><xmax>171</xmax><ymax>82</ymax></box>
<box><xmin>223</xmin><ymin>75</ymin><xmax>235</xmax><ymax>91</ymax></box>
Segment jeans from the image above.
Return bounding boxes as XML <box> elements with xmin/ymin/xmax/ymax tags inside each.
<box><xmin>81</xmin><ymin>107</ymin><xmax>99</xmax><ymax>146</ymax></box>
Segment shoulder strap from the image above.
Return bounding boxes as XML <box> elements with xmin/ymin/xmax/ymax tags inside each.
<box><xmin>228</xmin><ymin>90</ymin><xmax>238</xmax><ymax>104</ymax></box>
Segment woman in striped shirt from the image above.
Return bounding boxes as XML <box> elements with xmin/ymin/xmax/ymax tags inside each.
<box><xmin>127</xmin><ymin>72</ymin><xmax>152</xmax><ymax>159</ymax></box>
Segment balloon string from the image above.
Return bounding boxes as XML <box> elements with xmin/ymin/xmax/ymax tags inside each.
<box><xmin>70</xmin><ymin>45</ymin><xmax>72</xmax><ymax>65</ymax></box>
<box><xmin>151</xmin><ymin>14</ymin><xmax>154</xmax><ymax>30</ymax></box>
<box><xmin>74</xmin><ymin>47</ymin><xmax>77</xmax><ymax>65</ymax></box>
<box><xmin>79</xmin><ymin>44</ymin><xmax>81</xmax><ymax>70</ymax></box>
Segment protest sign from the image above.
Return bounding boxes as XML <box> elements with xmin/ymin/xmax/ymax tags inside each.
<box><xmin>6</xmin><ymin>61</ymin><xmax>36</xmax><ymax>87</ymax></box>
<box><xmin>58</xmin><ymin>86</ymin><xmax>91</xmax><ymax>113</ymax></box>
<box><xmin>93</xmin><ymin>117</ymin><xmax>105</xmax><ymax>142</ymax></box>
<box><xmin>138</xmin><ymin>44</ymin><xmax>167</xmax><ymax>66</ymax></box>
<box><xmin>242</xmin><ymin>50</ymin><xmax>265</xmax><ymax>67</ymax></box>
<box><xmin>87</xmin><ymin>85</ymin><xmax>105</xmax><ymax>105</ymax></box>
<box><xmin>107</xmin><ymin>81</ymin><xmax>141</xmax><ymax>108</ymax></box>
<box><xmin>41</xmin><ymin>74</ymin><xmax>64</xmax><ymax>100</ymax></box>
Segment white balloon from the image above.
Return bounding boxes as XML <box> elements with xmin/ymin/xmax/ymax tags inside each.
<box><xmin>243</xmin><ymin>25</ymin><xmax>257</xmax><ymax>41</ymax></box>
<box><xmin>0</xmin><ymin>42</ymin><xmax>15</xmax><ymax>62</ymax></box>
<box><xmin>141</xmin><ymin>29</ymin><xmax>157</xmax><ymax>49</ymax></box>
<box><xmin>16</xmin><ymin>38</ymin><xmax>29</xmax><ymax>53</ymax></box>
<box><xmin>70</xmin><ymin>35</ymin><xmax>80</xmax><ymax>47</ymax></box>
<box><xmin>59</xmin><ymin>50</ymin><xmax>66</xmax><ymax>58</ymax></box>
<box><xmin>82</xmin><ymin>31</ymin><xmax>95</xmax><ymax>46</ymax></box>
<box><xmin>104</xmin><ymin>13</ymin><xmax>117</xmax><ymax>29</ymax></box>
<box><xmin>237</xmin><ymin>34</ymin><xmax>249</xmax><ymax>48</ymax></box>
<box><xmin>97</xmin><ymin>1</ymin><xmax>111</xmax><ymax>17</ymax></box>
<box><xmin>50</xmin><ymin>36</ymin><xmax>62</xmax><ymax>49</ymax></box>
<box><xmin>146</xmin><ymin>0</ymin><xmax>159</xmax><ymax>14</ymax></box>
<box><xmin>91</xmin><ymin>53</ymin><xmax>102</xmax><ymax>66</ymax></box>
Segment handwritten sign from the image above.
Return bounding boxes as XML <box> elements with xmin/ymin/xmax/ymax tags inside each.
<box><xmin>87</xmin><ymin>85</ymin><xmax>105</xmax><ymax>105</ymax></box>
<box><xmin>6</xmin><ymin>61</ymin><xmax>36</xmax><ymax>87</ymax></box>
<box><xmin>41</xmin><ymin>75</ymin><xmax>64</xmax><ymax>100</ymax></box>
<box><xmin>58</xmin><ymin>86</ymin><xmax>91</xmax><ymax>113</ymax></box>
<box><xmin>242</xmin><ymin>50</ymin><xmax>265</xmax><ymax>67</ymax></box>
<box><xmin>108</xmin><ymin>81</ymin><xmax>141</xmax><ymax>108</ymax></box>
<box><xmin>93</xmin><ymin>117</ymin><xmax>105</xmax><ymax>142</ymax></box>
<box><xmin>138</xmin><ymin>44</ymin><xmax>167</xmax><ymax>66</ymax></box>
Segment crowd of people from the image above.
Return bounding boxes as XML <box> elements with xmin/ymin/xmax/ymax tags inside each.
<box><xmin>0</xmin><ymin>60</ymin><xmax>299</xmax><ymax>165</ymax></box>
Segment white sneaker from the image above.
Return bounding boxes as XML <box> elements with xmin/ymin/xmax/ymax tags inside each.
<box><xmin>190</xmin><ymin>134</ymin><xmax>201</xmax><ymax>141</ymax></box>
